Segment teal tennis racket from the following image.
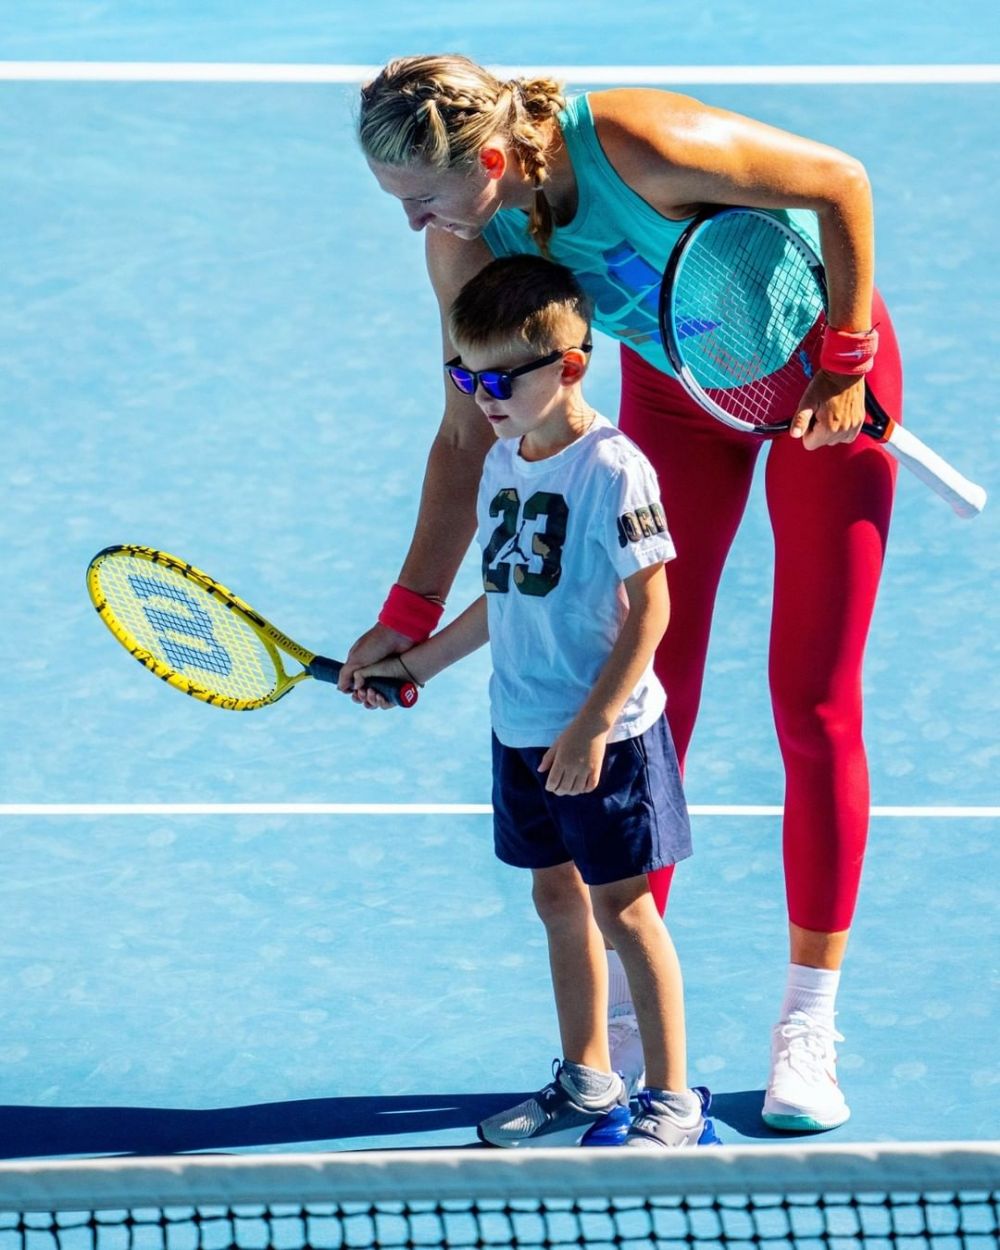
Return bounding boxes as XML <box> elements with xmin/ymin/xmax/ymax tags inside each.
<box><xmin>659</xmin><ymin>207</ymin><xmax>986</xmax><ymax>518</ymax></box>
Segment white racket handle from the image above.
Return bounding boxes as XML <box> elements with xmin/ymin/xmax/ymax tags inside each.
<box><xmin>882</xmin><ymin>421</ymin><xmax>987</xmax><ymax>518</ymax></box>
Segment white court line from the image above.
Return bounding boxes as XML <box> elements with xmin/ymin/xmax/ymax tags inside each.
<box><xmin>0</xmin><ymin>804</ymin><xmax>996</xmax><ymax>818</ymax></box>
<box><xmin>0</xmin><ymin>62</ymin><xmax>998</xmax><ymax>85</ymax></box>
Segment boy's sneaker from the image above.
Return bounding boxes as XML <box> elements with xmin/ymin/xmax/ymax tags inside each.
<box><xmin>762</xmin><ymin>1010</ymin><xmax>851</xmax><ymax>1131</ymax></box>
<box><xmin>608</xmin><ymin>1008</ymin><xmax>645</xmax><ymax>1098</ymax></box>
<box><xmin>625</xmin><ymin>1086</ymin><xmax>721</xmax><ymax>1148</ymax></box>
<box><xmin>477</xmin><ymin>1060</ymin><xmax>631</xmax><ymax>1148</ymax></box>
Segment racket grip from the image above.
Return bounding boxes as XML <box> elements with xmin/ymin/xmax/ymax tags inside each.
<box><xmin>883</xmin><ymin>424</ymin><xmax>987</xmax><ymax>519</ymax></box>
<box><xmin>308</xmin><ymin>655</ymin><xmax>418</xmax><ymax>708</ymax></box>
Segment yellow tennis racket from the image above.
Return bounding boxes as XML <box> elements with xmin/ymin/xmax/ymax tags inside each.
<box><xmin>86</xmin><ymin>545</ymin><xmax>418</xmax><ymax>711</ymax></box>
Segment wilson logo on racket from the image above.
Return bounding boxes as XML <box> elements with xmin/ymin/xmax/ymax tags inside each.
<box><xmin>127</xmin><ymin>574</ymin><xmax>235</xmax><ymax>677</ymax></box>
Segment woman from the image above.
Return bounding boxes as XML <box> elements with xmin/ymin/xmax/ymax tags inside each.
<box><xmin>342</xmin><ymin>54</ymin><xmax>901</xmax><ymax>1132</ymax></box>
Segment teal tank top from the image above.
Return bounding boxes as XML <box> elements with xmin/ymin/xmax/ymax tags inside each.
<box><xmin>482</xmin><ymin>93</ymin><xmax>821</xmax><ymax>378</ymax></box>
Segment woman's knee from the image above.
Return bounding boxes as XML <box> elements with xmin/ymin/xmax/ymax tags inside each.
<box><xmin>771</xmin><ymin>687</ymin><xmax>863</xmax><ymax>763</ymax></box>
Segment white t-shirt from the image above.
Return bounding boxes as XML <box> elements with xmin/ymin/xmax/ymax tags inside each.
<box><xmin>477</xmin><ymin>414</ymin><xmax>676</xmax><ymax>748</ymax></box>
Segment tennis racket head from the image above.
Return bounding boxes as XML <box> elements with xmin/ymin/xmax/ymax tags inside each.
<box><xmin>87</xmin><ymin>545</ymin><xmax>295</xmax><ymax>710</ymax></box>
<box><xmin>660</xmin><ymin>208</ymin><xmax>828</xmax><ymax>433</ymax></box>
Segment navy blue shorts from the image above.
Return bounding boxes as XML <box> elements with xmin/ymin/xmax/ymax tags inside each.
<box><xmin>491</xmin><ymin>715</ymin><xmax>692</xmax><ymax>887</ymax></box>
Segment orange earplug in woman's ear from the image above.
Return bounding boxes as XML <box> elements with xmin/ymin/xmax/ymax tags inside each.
<box><xmin>480</xmin><ymin>147</ymin><xmax>506</xmax><ymax>179</ymax></box>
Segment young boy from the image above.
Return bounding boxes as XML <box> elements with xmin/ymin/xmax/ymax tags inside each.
<box><xmin>355</xmin><ymin>254</ymin><xmax>718</xmax><ymax>1149</ymax></box>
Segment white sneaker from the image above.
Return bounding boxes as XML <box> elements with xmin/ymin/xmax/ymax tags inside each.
<box><xmin>608</xmin><ymin>1008</ymin><xmax>645</xmax><ymax>1098</ymax></box>
<box><xmin>762</xmin><ymin>1009</ymin><xmax>851</xmax><ymax>1131</ymax></box>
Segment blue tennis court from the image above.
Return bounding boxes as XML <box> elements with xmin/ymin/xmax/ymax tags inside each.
<box><xmin>1</xmin><ymin>3</ymin><xmax>997</xmax><ymax>1159</ymax></box>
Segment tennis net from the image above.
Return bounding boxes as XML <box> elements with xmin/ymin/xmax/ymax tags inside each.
<box><xmin>0</xmin><ymin>1143</ymin><xmax>996</xmax><ymax>1250</ymax></box>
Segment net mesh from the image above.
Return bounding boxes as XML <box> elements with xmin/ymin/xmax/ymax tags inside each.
<box><xmin>5</xmin><ymin>1192</ymin><xmax>999</xmax><ymax>1250</ymax></box>
<box><xmin>1</xmin><ymin>1147</ymin><xmax>996</xmax><ymax>1250</ymax></box>
<box><xmin>93</xmin><ymin>552</ymin><xmax>278</xmax><ymax>705</ymax></box>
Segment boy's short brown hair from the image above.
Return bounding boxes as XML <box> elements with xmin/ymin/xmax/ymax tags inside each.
<box><xmin>449</xmin><ymin>254</ymin><xmax>593</xmax><ymax>354</ymax></box>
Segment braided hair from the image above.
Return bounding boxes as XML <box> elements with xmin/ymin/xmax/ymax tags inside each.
<box><xmin>359</xmin><ymin>54</ymin><xmax>566</xmax><ymax>253</ymax></box>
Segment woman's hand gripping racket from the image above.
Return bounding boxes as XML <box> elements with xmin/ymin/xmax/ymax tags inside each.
<box><xmin>659</xmin><ymin>207</ymin><xmax>987</xmax><ymax>518</ymax></box>
<box><xmin>87</xmin><ymin>545</ymin><xmax>418</xmax><ymax>711</ymax></box>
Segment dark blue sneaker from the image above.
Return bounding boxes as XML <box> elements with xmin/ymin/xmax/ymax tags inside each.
<box><xmin>477</xmin><ymin>1060</ymin><xmax>631</xmax><ymax>1148</ymax></box>
<box><xmin>624</xmin><ymin>1086</ymin><xmax>722</xmax><ymax>1148</ymax></box>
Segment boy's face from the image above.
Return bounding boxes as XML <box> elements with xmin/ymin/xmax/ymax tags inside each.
<box><xmin>451</xmin><ymin>340</ymin><xmax>589</xmax><ymax>442</ymax></box>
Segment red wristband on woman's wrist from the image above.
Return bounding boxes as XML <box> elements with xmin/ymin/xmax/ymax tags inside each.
<box><xmin>378</xmin><ymin>584</ymin><xmax>445</xmax><ymax>642</ymax></box>
<box><xmin>819</xmin><ymin>325</ymin><xmax>879</xmax><ymax>375</ymax></box>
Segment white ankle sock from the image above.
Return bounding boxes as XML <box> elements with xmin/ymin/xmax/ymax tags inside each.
<box><xmin>780</xmin><ymin>963</ymin><xmax>840</xmax><ymax>1028</ymax></box>
<box><xmin>606</xmin><ymin>950</ymin><xmax>633</xmax><ymax>1014</ymax></box>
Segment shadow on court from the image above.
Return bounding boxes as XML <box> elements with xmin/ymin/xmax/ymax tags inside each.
<box><xmin>1</xmin><ymin>1088</ymin><xmax>814</xmax><ymax>1158</ymax></box>
<box><xmin>0</xmin><ymin>1093</ymin><xmax>531</xmax><ymax>1159</ymax></box>
<box><xmin>707</xmin><ymin>1089</ymin><xmax>798</xmax><ymax>1140</ymax></box>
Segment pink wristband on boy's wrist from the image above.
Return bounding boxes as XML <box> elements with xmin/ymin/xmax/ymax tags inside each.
<box><xmin>378</xmin><ymin>583</ymin><xmax>445</xmax><ymax>642</ymax></box>
<box><xmin>819</xmin><ymin>325</ymin><xmax>880</xmax><ymax>376</ymax></box>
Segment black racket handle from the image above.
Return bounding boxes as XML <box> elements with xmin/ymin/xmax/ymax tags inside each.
<box><xmin>308</xmin><ymin>655</ymin><xmax>418</xmax><ymax>708</ymax></box>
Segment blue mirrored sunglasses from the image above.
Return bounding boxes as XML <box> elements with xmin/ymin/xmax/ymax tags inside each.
<box><xmin>445</xmin><ymin>344</ymin><xmax>592</xmax><ymax>401</ymax></box>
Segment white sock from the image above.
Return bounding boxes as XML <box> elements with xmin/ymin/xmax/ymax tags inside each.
<box><xmin>780</xmin><ymin>963</ymin><xmax>840</xmax><ymax>1029</ymax></box>
<box><xmin>606</xmin><ymin>950</ymin><xmax>633</xmax><ymax>1014</ymax></box>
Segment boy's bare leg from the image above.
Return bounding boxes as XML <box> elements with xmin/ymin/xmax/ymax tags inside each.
<box><xmin>590</xmin><ymin>875</ymin><xmax>686</xmax><ymax>1091</ymax></box>
<box><xmin>532</xmin><ymin>862</ymin><xmax>612</xmax><ymax>1072</ymax></box>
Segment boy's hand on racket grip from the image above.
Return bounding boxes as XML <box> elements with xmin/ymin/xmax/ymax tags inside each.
<box><xmin>538</xmin><ymin>728</ymin><xmax>607</xmax><ymax>796</ymax></box>
<box><xmin>791</xmin><ymin>371</ymin><xmax>866</xmax><ymax>449</ymax></box>
<box><xmin>337</xmin><ymin>622</ymin><xmax>415</xmax><ymax>693</ymax></box>
<box><xmin>353</xmin><ymin>656</ymin><xmax>417</xmax><ymax>710</ymax></box>
<box><xmin>310</xmin><ymin>655</ymin><xmax>416</xmax><ymax>708</ymax></box>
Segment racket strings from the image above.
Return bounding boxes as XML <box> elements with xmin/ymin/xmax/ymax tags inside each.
<box><xmin>672</xmin><ymin>214</ymin><xmax>825</xmax><ymax>429</ymax></box>
<box><xmin>95</xmin><ymin>556</ymin><xmax>279</xmax><ymax>702</ymax></box>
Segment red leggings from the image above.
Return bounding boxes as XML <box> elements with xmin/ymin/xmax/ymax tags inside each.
<box><xmin>623</xmin><ymin>291</ymin><xmax>902</xmax><ymax>932</ymax></box>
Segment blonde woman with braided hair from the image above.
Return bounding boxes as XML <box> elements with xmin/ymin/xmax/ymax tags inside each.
<box><xmin>343</xmin><ymin>53</ymin><xmax>906</xmax><ymax>1136</ymax></box>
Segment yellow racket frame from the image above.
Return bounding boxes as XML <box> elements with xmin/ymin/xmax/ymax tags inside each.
<box><xmin>87</xmin><ymin>545</ymin><xmax>321</xmax><ymax>711</ymax></box>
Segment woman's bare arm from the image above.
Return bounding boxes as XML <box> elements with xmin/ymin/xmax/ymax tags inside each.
<box><xmin>338</xmin><ymin>229</ymin><xmax>495</xmax><ymax>688</ymax></box>
<box><xmin>591</xmin><ymin>89</ymin><xmax>875</xmax><ymax>446</ymax></box>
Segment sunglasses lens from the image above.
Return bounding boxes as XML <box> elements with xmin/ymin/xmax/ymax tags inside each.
<box><xmin>447</xmin><ymin>368</ymin><xmax>476</xmax><ymax>395</ymax></box>
<box><xmin>480</xmin><ymin>373</ymin><xmax>512</xmax><ymax>401</ymax></box>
